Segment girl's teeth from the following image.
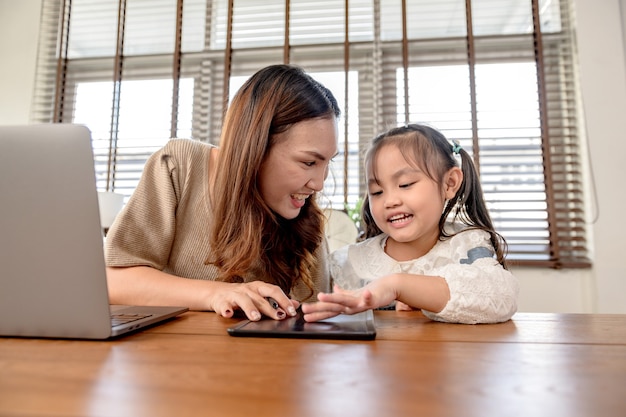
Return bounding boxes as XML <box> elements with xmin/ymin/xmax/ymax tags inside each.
<box><xmin>389</xmin><ymin>214</ymin><xmax>411</xmax><ymax>222</ymax></box>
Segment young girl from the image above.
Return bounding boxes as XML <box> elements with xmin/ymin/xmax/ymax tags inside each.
<box><xmin>302</xmin><ymin>124</ymin><xmax>519</xmax><ymax>324</ymax></box>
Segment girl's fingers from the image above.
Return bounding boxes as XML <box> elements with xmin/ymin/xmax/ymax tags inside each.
<box><xmin>302</xmin><ymin>300</ymin><xmax>346</xmax><ymax>314</ymax></box>
<box><xmin>317</xmin><ymin>291</ymin><xmax>360</xmax><ymax>307</ymax></box>
<box><xmin>302</xmin><ymin>310</ymin><xmax>340</xmax><ymax>322</ymax></box>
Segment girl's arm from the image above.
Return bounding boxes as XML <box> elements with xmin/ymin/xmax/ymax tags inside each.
<box><xmin>419</xmin><ymin>260</ymin><xmax>518</xmax><ymax>324</ymax></box>
<box><xmin>301</xmin><ymin>273</ymin><xmax>449</xmax><ymax>322</ymax></box>
<box><xmin>305</xmin><ymin>229</ymin><xmax>519</xmax><ymax>324</ymax></box>
<box><xmin>303</xmin><ymin>261</ymin><xmax>518</xmax><ymax>324</ymax></box>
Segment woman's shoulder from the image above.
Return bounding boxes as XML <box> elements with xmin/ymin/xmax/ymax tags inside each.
<box><xmin>162</xmin><ymin>138</ymin><xmax>215</xmax><ymax>157</ymax></box>
<box><xmin>155</xmin><ymin>138</ymin><xmax>216</xmax><ymax>172</ymax></box>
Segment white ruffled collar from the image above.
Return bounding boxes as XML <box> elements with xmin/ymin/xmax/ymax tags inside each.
<box><xmin>347</xmin><ymin>234</ymin><xmax>445</xmax><ymax>280</ymax></box>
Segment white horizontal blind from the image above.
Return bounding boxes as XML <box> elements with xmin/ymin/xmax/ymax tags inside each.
<box><xmin>30</xmin><ymin>0</ymin><xmax>590</xmax><ymax>267</ymax></box>
<box><xmin>384</xmin><ymin>0</ymin><xmax>588</xmax><ymax>267</ymax></box>
<box><xmin>539</xmin><ymin>1</ymin><xmax>589</xmax><ymax>266</ymax></box>
<box><xmin>30</xmin><ymin>0</ymin><xmax>62</xmax><ymax>124</ymax></box>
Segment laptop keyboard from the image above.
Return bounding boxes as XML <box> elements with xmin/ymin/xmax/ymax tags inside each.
<box><xmin>111</xmin><ymin>313</ymin><xmax>153</xmax><ymax>327</ymax></box>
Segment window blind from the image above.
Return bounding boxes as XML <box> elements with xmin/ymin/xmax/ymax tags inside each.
<box><xmin>30</xmin><ymin>0</ymin><xmax>590</xmax><ymax>268</ymax></box>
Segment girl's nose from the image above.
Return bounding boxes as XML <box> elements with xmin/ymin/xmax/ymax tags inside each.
<box><xmin>384</xmin><ymin>191</ymin><xmax>401</xmax><ymax>208</ymax></box>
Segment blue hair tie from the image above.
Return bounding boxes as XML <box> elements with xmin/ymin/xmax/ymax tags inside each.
<box><xmin>452</xmin><ymin>140</ymin><xmax>462</xmax><ymax>155</ymax></box>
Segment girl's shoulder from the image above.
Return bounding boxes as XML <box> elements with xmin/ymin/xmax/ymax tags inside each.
<box><xmin>435</xmin><ymin>223</ymin><xmax>496</xmax><ymax>264</ymax></box>
<box><xmin>443</xmin><ymin>222</ymin><xmax>492</xmax><ymax>245</ymax></box>
<box><xmin>331</xmin><ymin>234</ymin><xmax>387</xmax><ymax>264</ymax></box>
<box><xmin>330</xmin><ymin>234</ymin><xmax>398</xmax><ymax>282</ymax></box>
<box><xmin>352</xmin><ymin>233</ymin><xmax>387</xmax><ymax>252</ymax></box>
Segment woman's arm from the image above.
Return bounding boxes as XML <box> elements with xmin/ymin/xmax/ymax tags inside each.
<box><xmin>107</xmin><ymin>266</ymin><xmax>298</xmax><ymax>321</ymax></box>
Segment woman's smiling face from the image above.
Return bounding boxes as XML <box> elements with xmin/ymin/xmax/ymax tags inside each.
<box><xmin>258</xmin><ymin>117</ymin><xmax>338</xmax><ymax>220</ymax></box>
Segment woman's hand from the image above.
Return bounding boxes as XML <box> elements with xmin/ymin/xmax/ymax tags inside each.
<box><xmin>106</xmin><ymin>266</ymin><xmax>298</xmax><ymax>321</ymax></box>
<box><xmin>208</xmin><ymin>280</ymin><xmax>299</xmax><ymax>321</ymax></box>
<box><xmin>301</xmin><ymin>278</ymin><xmax>397</xmax><ymax>322</ymax></box>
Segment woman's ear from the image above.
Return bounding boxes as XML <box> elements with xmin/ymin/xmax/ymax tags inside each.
<box><xmin>444</xmin><ymin>167</ymin><xmax>463</xmax><ymax>199</ymax></box>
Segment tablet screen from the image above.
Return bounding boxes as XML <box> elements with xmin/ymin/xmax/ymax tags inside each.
<box><xmin>227</xmin><ymin>309</ymin><xmax>376</xmax><ymax>340</ymax></box>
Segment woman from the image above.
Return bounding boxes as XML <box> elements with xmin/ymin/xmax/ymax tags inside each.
<box><xmin>105</xmin><ymin>64</ymin><xmax>340</xmax><ymax>322</ymax></box>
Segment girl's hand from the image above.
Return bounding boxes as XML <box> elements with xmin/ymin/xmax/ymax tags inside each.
<box><xmin>301</xmin><ymin>279</ymin><xmax>397</xmax><ymax>322</ymax></box>
<box><xmin>208</xmin><ymin>281</ymin><xmax>299</xmax><ymax>321</ymax></box>
<box><xmin>395</xmin><ymin>301</ymin><xmax>415</xmax><ymax>311</ymax></box>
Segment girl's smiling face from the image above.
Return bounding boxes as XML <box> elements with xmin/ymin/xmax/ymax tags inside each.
<box><xmin>258</xmin><ymin>117</ymin><xmax>338</xmax><ymax>220</ymax></box>
<box><xmin>367</xmin><ymin>143</ymin><xmax>460</xmax><ymax>258</ymax></box>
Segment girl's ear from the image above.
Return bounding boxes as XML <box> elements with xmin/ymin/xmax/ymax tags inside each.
<box><xmin>444</xmin><ymin>167</ymin><xmax>463</xmax><ymax>199</ymax></box>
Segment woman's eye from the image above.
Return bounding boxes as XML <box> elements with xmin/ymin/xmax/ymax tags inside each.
<box><xmin>303</xmin><ymin>161</ymin><xmax>315</xmax><ymax>167</ymax></box>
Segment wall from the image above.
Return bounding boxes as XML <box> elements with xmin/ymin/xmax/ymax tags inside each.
<box><xmin>1</xmin><ymin>0</ymin><xmax>624</xmax><ymax>313</ymax></box>
<box><xmin>572</xmin><ymin>0</ymin><xmax>626</xmax><ymax>313</ymax></box>
<box><xmin>0</xmin><ymin>0</ymin><xmax>41</xmax><ymax>125</ymax></box>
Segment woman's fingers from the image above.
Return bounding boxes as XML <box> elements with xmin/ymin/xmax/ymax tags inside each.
<box><xmin>212</xmin><ymin>282</ymin><xmax>296</xmax><ymax>321</ymax></box>
<box><xmin>252</xmin><ymin>283</ymin><xmax>297</xmax><ymax>318</ymax></box>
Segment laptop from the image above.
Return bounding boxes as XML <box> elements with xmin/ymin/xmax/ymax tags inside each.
<box><xmin>0</xmin><ymin>124</ymin><xmax>187</xmax><ymax>339</ymax></box>
<box><xmin>227</xmin><ymin>308</ymin><xmax>377</xmax><ymax>340</ymax></box>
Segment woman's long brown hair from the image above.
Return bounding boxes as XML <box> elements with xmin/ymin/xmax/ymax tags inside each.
<box><xmin>208</xmin><ymin>64</ymin><xmax>340</xmax><ymax>298</ymax></box>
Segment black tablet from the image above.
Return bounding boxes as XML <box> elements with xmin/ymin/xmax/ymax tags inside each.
<box><xmin>227</xmin><ymin>309</ymin><xmax>376</xmax><ymax>340</ymax></box>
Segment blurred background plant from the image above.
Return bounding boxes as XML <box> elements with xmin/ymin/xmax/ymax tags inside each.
<box><xmin>344</xmin><ymin>197</ymin><xmax>364</xmax><ymax>234</ymax></box>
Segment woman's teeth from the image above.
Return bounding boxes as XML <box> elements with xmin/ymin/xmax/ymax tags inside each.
<box><xmin>291</xmin><ymin>193</ymin><xmax>309</xmax><ymax>201</ymax></box>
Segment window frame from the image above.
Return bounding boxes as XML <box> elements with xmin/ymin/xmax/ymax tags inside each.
<box><xmin>31</xmin><ymin>0</ymin><xmax>590</xmax><ymax>268</ymax></box>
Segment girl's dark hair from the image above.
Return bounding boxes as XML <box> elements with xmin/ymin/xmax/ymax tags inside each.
<box><xmin>360</xmin><ymin>123</ymin><xmax>508</xmax><ymax>267</ymax></box>
<box><xmin>209</xmin><ymin>64</ymin><xmax>341</xmax><ymax>298</ymax></box>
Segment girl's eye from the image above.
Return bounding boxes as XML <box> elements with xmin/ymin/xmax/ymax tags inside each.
<box><xmin>369</xmin><ymin>190</ymin><xmax>382</xmax><ymax>197</ymax></box>
<box><xmin>400</xmin><ymin>182</ymin><xmax>416</xmax><ymax>188</ymax></box>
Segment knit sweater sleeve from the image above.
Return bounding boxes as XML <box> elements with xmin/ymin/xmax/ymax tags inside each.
<box><xmin>104</xmin><ymin>139</ymin><xmax>207</xmax><ymax>270</ymax></box>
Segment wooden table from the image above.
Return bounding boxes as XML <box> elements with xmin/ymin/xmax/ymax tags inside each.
<box><xmin>1</xmin><ymin>311</ymin><xmax>625</xmax><ymax>417</ymax></box>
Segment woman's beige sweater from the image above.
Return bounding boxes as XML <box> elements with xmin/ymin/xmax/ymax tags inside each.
<box><xmin>104</xmin><ymin>139</ymin><xmax>330</xmax><ymax>302</ymax></box>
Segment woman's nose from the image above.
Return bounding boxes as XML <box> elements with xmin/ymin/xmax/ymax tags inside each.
<box><xmin>307</xmin><ymin>166</ymin><xmax>327</xmax><ymax>192</ymax></box>
<box><xmin>305</xmin><ymin>177</ymin><xmax>320</xmax><ymax>192</ymax></box>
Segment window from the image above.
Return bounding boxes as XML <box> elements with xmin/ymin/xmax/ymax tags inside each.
<box><xmin>74</xmin><ymin>78</ymin><xmax>194</xmax><ymax>193</ymax></box>
<box><xmin>31</xmin><ymin>0</ymin><xmax>589</xmax><ymax>268</ymax></box>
